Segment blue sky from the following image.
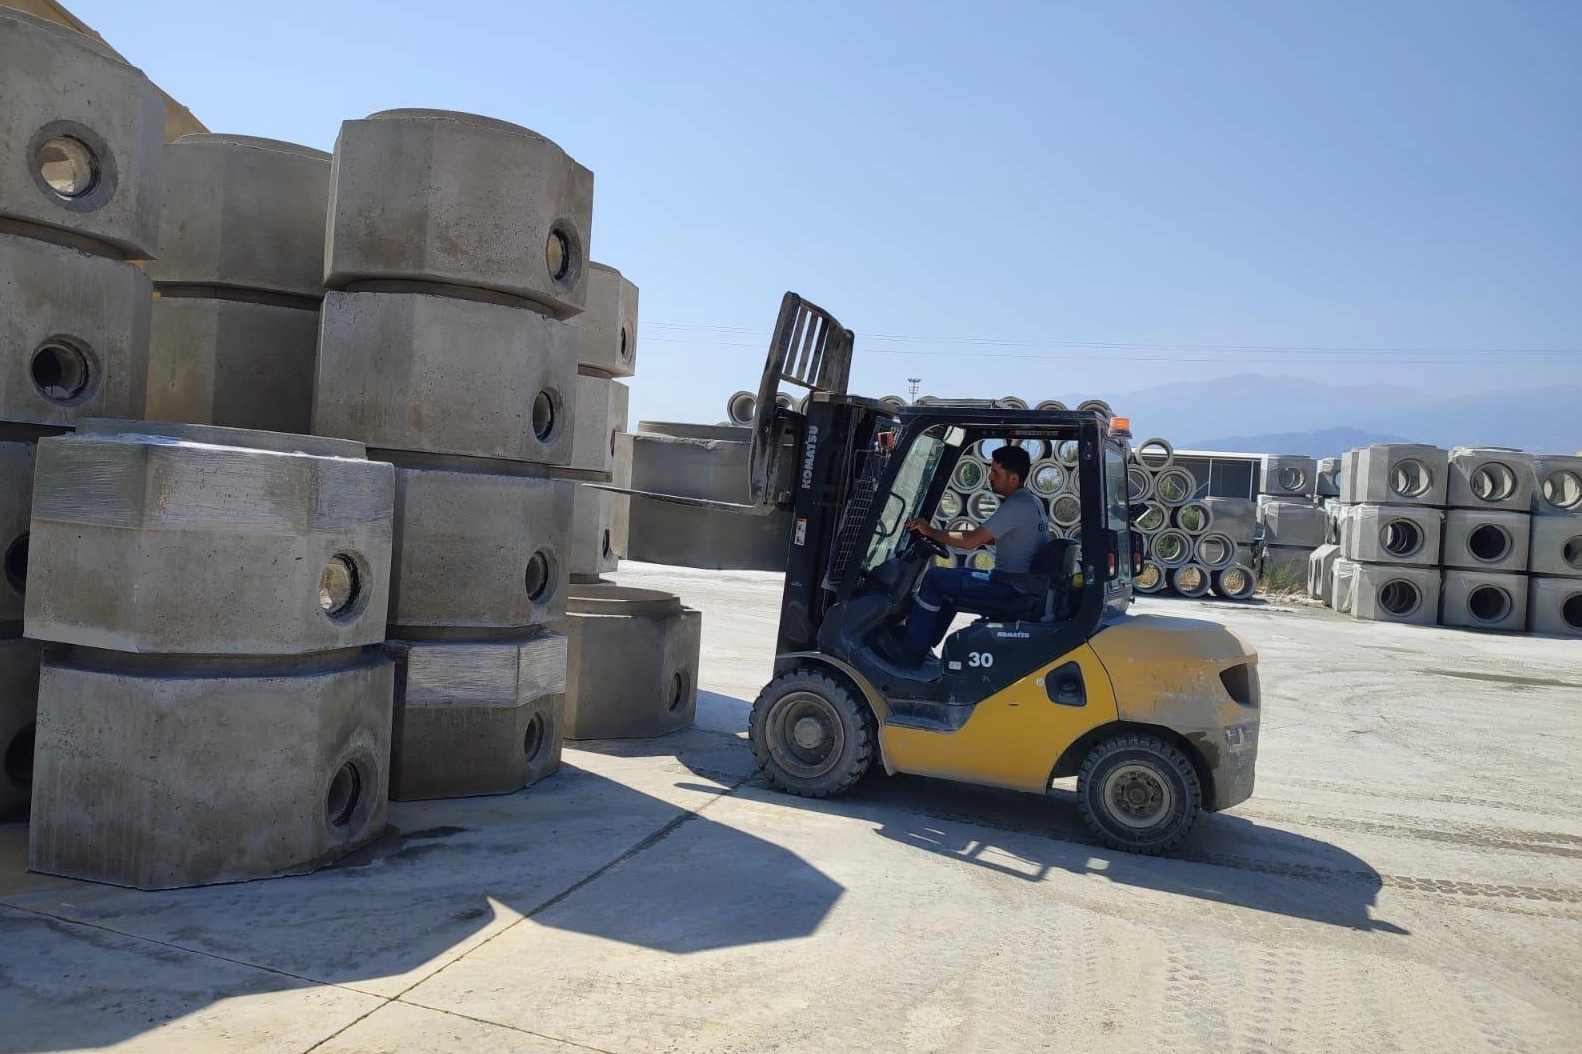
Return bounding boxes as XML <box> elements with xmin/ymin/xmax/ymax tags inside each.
<box><xmin>71</xmin><ymin>0</ymin><xmax>1582</xmax><ymax>426</ymax></box>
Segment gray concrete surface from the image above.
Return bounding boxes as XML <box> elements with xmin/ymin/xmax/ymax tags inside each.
<box><xmin>1528</xmin><ymin>514</ymin><xmax>1582</xmax><ymax>577</ymax></box>
<box><xmin>29</xmin><ymin>650</ymin><xmax>392</xmax><ymax>889</ymax></box>
<box><xmin>25</xmin><ymin>425</ymin><xmax>394</xmax><ymax>655</ymax></box>
<box><xmin>1343</xmin><ymin>444</ymin><xmax>1450</xmax><ymax>507</ymax></box>
<box><xmin>561</xmin><ymin>585</ymin><xmax>700</xmax><ymax>741</ymax></box>
<box><xmin>0</xmin><ymin>636</ymin><xmax>40</xmax><ymax>818</ymax></box>
<box><xmin>1339</xmin><ymin>503</ymin><xmax>1445</xmax><ymax>567</ymax></box>
<box><xmin>1447</xmin><ymin>447</ymin><xmax>1535</xmax><ymax>512</ymax></box>
<box><xmin>568</xmin><ymin>482</ymin><xmax>618</xmax><ymax>577</ymax></box>
<box><xmin>0</xmin><ymin>232</ymin><xmax>151</xmax><ymax>429</ymax></box>
<box><xmin>1527</xmin><ymin>576</ymin><xmax>1582</xmax><ymax>636</ymax></box>
<box><xmin>1352</xmin><ymin>562</ymin><xmax>1443</xmax><ymax>626</ymax></box>
<box><xmin>568</xmin><ymin>374</ymin><xmax>629</xmax><ymax>475</ymax></box>
<box><xmin>324</xmin><ymin>110</ymin><xmax>593</xmax><ymax>316</ymax></box>
<box><xmin>570</xmin><ymin>262</ymin><xmax>638</xmax><ymax>378</ymax></box>
<box><xmin>0</xmin><ymin>439</ymin><xmax>34</xmax><ymax>629</ymax></box>
<box><xmin>1259</xmin><ymin>500</ymin><xmax>1327</xmax><ymax>548</ymax></box>
<box><xmin>0</xmin><ymin>9</ymin><xmax>165</xmax><ymax>258</ymax></box>
<box><xmin>146</xmin><ymin>135</ymin><xmax>331</xmax><ymax>297</ymax></box>
<box><xmin>1</xmin><ymin>562</ymin><xmax>1580</xmax><ymax>1051</ymax></box>
<box><xmin>384</xmin><ymin>632</ymin><xmax>566</xmax><ymax>801</ymax></box>
<box><xmin>147</xmin><ymin>294</ymin><xmax>320</xmax><ymax>434</ymax></box>
<box><xmin>1259</xmin><ymin>454</ymin><xmax>1319</xmax><ymax>498</ymax></box>
<box><xmin>315</xmin><ymin>290</ymin><xmax>579</xmax><ymax>466</ymax></box>
<box><xmin>1441</xmin><ymin>570</ymin><xmax>1529</xmax><ymax>633</ymax></box>
<box><xmin>1443</xmin><ymin>509</ymin><xmax>1531</xmax><ymax>574</ymax></box>
<box><xmin>1531</xmin><ymin>455</ymin><xmax>1582</xmax><ymax>514</ymax></box>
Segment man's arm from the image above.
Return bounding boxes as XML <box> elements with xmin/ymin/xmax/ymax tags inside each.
<box><xmin>905</xmin><ymin>517</ymin><xmax>995</xmax><ymax>550</ymax></box>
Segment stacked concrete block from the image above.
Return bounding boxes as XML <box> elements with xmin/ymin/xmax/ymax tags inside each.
<box><xmin>1340</xmin><ymin>444</ymin><xmax>1449</xmax><ymax>507</ymax></box>
<box><xmin>2</xmin><ymin>10</ymin><xmax>168</xmax><ymax>816</ymax></box>
<box><xmin>1352</xmin><ymin>564</ymin><xmax>1443</xmax><ymax>627</ymax></box>
<box><xmin>563</xmin><ymin>586</ymin><xmax>702</xmax><ymax>740</ymax></box>
<box><xmin>1338</xmin><ymin>504</ymin><xmax>1444</xmax><ymax>567</ymax></box>
<box><xmin>314</xmin><ymin>109</ymin><xmax>590</xmax><ymax>798</ymax></box>
<box><xmin>25</xmin><ymin>422</ymin><xmax>395</xmax><ymax>887</ymax></box>
<box><xmin>1260</xmin><ymin>455</ymin><xmax>1319</xmax><ymax>500</ymax></box>
<box><xmin>144</xmin><ymin>134</ymin><xmax>330</xmax><ymax>434</ymax></box>
<box><xmin>1306</xmin><ymin>543</ymin><xmax>1341</xmax><ymax>606</ymax></box>
<box><xmin>563</xmin><ymin>313</ymin><xmax>633</xmax><ymax>580</ymax></box>
<box><xmin>1316</xmin><ymin>457</ymin><xmax>1342</xmax><ymax>499</ymax></box>
<box><xmin>1526</xmin><ymin>455</ymin><xmax>1582</xmax><ymax>638</ymax></box>
<box><xmin>1258</xmin><ymin>500</ymin><xmax>1326</xmax><ymax>584</ymax></box>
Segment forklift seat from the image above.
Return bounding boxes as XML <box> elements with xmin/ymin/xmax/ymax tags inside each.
<box><xmin>966</xmin><ymin>538</ymin><xmax>1080</xmax><ymax>623</ymax></box>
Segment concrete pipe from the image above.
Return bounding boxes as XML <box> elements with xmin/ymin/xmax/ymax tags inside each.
<box><xmin>388</xmin><ymin>466</ymin><xmax>573</xmax><ymax>632</ymax></box>
<box><xmin>569</xmin><ymin>375</ymin><xmax>630</xmax><ymax>476</ymax></box>
<box><xmin>880</xmin><ymin>395</ymin><xmax>907</xmax><ymax>411</ymax></box>
<box><xmin>1076</xmin><ymin>398</ymin><xmax>1113</xmax><ymax>417</ymax></box>
<box><xmin>563</xmin><ymin>585</ymin><xmax>701</xmax><ymax>740</ymax></box>
<box><xmin>967</xmin><ymin>490</ymin><xmax>1001</xmax><ymax>521</ymax></box>
<box><xmin>384</xmin><ymin>630</ymin><xmax>565</xmax><ymax>800</ymax></box>
<box><xmin>726</xmin><ymin>391</ymin><xmax>757</xmax><ymax>426</ymax></box>
<box><xmin>1</xmin><ymin>439</ymin><xmax>36</xmax><ymax>630</ymax></box>
<box><xmin>1211</xmin><ymin>564</ymin><xmax>1257</xmax><ymax>601</ymax></box>
<box><xmin>1134</xmin><ymin>560</ymin><xmax>1166</xmax><ymax>595</ymax></box>
<box><xmin>569</xmin><ymin>482</ymin><xmax>618</xmax><ymax>578</ymax></box>
<box><xmin>774</xmin><ymin>392</ymin><xmax>795</xmax><ymax>413</ymax></box>
<box><xmin>569</xmin><ymin>262</ymin><xmax>638</xmax><ymax>378</ymax></box>
<box><xmin>947</xmin><ymin>517</ymin><xmax>979</xmax><ymax>534</ymax></box>
<box><xmin>1134</xmin><ymin>501</ymin><xmax>1169</xmax><ymax>534</ymax></box>
<box><xmin>1442</xmin><ymin>510</ymin><xmax>1530</xmax><ymax>573</ymax></box>
<box><xmin>1528</xmin><ymin>577</ymin><xmax>1582</xmax><ymax>638</ymax></box>
<box><xmin>1056</xmin><ymin>523</ymin><xmax>1082</xmax><ymax>540</ymax></box>
<box><xmin>796</xmin><ymin>394</ymin><xmax>810</xmax><ymax>414</ymax></box>
<box><xmin>1134</xmin><ymin>437</ymin><xmax>1174</xmax><ymax>472</ymax></box>
<box><xmin>146</xmin><ymin>135</ymin><xmax>330</xmax><ymax>298</ymax></box>
<box><xmin>1194</xmin><ymin>532</ymin><xmax>1237</xmax><ymax>570</ymax></box>
<box><xmin>1054</xmin><ymin>438</ymin><xmax>1082</xmax><ymax>469</ymax></box>
<box><xmin>1152</xmin><ymin>467</ymin><xmax>1196</xmax><ymax>507</ymax></box>
<box><xmin>1170</xmin><ymin>564</ymin><xmax>1212</xmax><ymax>599</ymax></box>
<box><xmin>1018</xmin><ymin>439</ymin><xmax>1049</xmax><ymax>461</ymax></box>
<box><xmin>1532</xmin><ymin>455</ymin><xmax>1582</xmax><ymax>515</ymax></box>
<box><xmin>1201</xmin><ymin>498</ymin><xmax>1257</xmax><ymax>543</ymax></box>
<box><xmin>1337</xmin><ymin>504</ymin><xmax>1444</xmax><ymax>567</ymax></box>
<box><xmin>1447</xmin><ymin>447</ymin><xmax>1535</xmax><ymax>512</ymax></box>
<box><xmin>1528</xmin><ymin>516</ymin><xmax>1582</xmax><ymax>578</ymax></box>
<box><xmin>1259</xmin><ymin>455</ymin><xmax>1319</xmax><ymax>499</ymax></box>
<box><xmin>26</xmin><ymin>422</ymin><xmax>393</xmax><ymax>656</ymax></box>
<box><xmin>966</xmin><ymin>551</ymin><xmax>996</xmax><ymax>572</ymax></box>
<box><xmin>315</xmin><ymin>289</ymin><xmax>579</xmax><ymax>466</ymax></box>
<box><xmin>1150</xmin><ymin>528</ymin><xmax>1193</xmax><ymax>569</ymax></box>
<box><xmin>998</xmin><ymin>396</ymin><xmax>1029</xmax><ymax>410</ymax></box>
<box><xmin>1126</xmin><ymin>465</ymin><xmax>1153</xmax><ymax>503</ymax></box>
<box><xmin>937</xmin><ymin>488</ymin><xmax>965</xmax><ymax>520</ymax></box>
<box><xmin>1</xmin><ymin>233</ymin><xmax>151</xmax><ymax>429</ymax></box>
<box><xmin>29</xmin><ymin>649</ymin><xmax>393</xmax><ymax>889</ymax></box>
<box><xmin>1034</xmin><ymin>400</ymin><xmax>1067</xmax><ymax>411</ymax></box>
<box><xmin>1174</xmin><ymin>501</ymin><xmax>1213</xmax><ymax>536</ymax></box>
<box><xmin>952</xmin><ymin>456</ymin><xmax>990</xmax><ymax>493</ymax></box>
<box><xmin>1340</xmin><ymin>444</ymin><xmax>1449</xmax><ymax>507</ymax></box>
<box><xmin>0</xmin><ymin>9</ymin><xmax>166</xmax><ymax>258</ymax></box>
<box><xmin>1049</xmin><ymin>493</ymin><xmax>1083</xmax><ymax>529</ymax></box>
<box><xmin>1258</xmin><ymin>500</ymin><xmax>1327</xmax><ymax>549</ymax></box>
<box><xmin>1307</xmin><ymin>544</ymin><xmax>1340</xmax><ymax>603</ymax></box>
<box><xmin>146</xmin><ymin>295</ymin><xmax>319</xmax><ymax>434</ymax></box>
<box><xmin>325</xmin><ymin>109</ymin><xmax>594</xmax><ymax>316</ymax></box>
<box><xmin>1441</xmin><ymin>570</ymin><xmax>1526</xmax><ymax>633</ymax></box>
<box><xmin>0</xmin><ymin>637</ymin><xmax>41</xmax><ymax>818</ymax></box>
<box><xmin>1030</xmin><ymin>459</ymin><xmax>1067</xmax><ymax>498</ymax></box>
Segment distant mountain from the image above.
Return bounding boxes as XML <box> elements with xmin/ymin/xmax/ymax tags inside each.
<box><xmin>1183</xmin><ymin>427</ymin><xmax>1414</xmax><ymax>459</ymax></box>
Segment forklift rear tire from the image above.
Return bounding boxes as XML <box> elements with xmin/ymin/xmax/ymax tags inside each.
<box><xmin>1076</xmin><ymin>733</ymin><xmax>1201</xmax><ymax>854</ymax></box>
<box><xmin>749</xmin><ymin>670</ymin><xmax>873</xmax><ymax>798</ymax></box>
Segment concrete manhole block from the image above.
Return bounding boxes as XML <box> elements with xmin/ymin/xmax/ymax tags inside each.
<box><xmin>1528</xmin><ymin>577</ymin><xmax>1582</xmax><ymax>638</ymax></box>
<box><xmin>571</xmin><ymin>262</ymin><xmax>638</xmax><ymax>378</ymax></box>
<box><xmin>1341</xmin><ymin>444</ymin><xmax>1449</xmax><ymax>507</ymax></box>
<box><xmin>1258</xmin><ymin>500</ymin><xmax>1327</xmax><ymax>549</ymax></box>
<box><xmin>316</xmin><ymin>290</ymin><xmax>578</xmax><ymax>465</ymax></box>
<box><xmin>1</xmin><ymin>233</ymin><xmax>151</xmax><ymax>429</ymax></box>
<box><xmin>147</xmin><ymin>295</ymin><xmax>319</xmax><ymax>434</ymax></box>
<box><xmin>1352</xmin><ymin>563</ymin><xmax>1442</xmax><ymax>626</ymax></box>
<box><xmin>1442</xmin><ymin>509</ymin><xmax>1530</xmax><ymax>573</ymax></box>
<box><xmin>563</xmin><ymin>586</ymin><xmax>701</xmax><ymax>740</ymax></box>
<box><xmin>1260</xmin><ymin>455</ymin><xmax>1318</xmax><ymax>499</ymax></box>
<box><xmin>389</xmin><ymin>466</ymin><xmax>573</xmax><ymax>632</ymax></box>
<box><xmin>1532</xmin><ymin>455</ymin><xmax>1582</xmax><ymax>515</ymax></box>
<box><xmin>0</xmin><ymin>636</ymin><xmax>42</xmax><ymax>817</ymax></box>
<box><xmin>1306</xmin><ymin>543</ymin><xmax>1340</xmax><ymax>603</ymax></box>
<box><xmin>1337</xmin><ymin>504</ymin><xmax>1444</xmax><ymax>567</ymax></box>
<box><xmin>1527</xmin><ymin>515</ymin><xmax>1582</xmax><ymax>578</ymax></box>
<box><xmin>569</xmin><ymin>374</ymin><xmax>629</xmax><ymax>476</ymax></box>
<box><xmin>25</xmin><ymin>421</ymin><xmax>393</xmax><ymax>655</ymax></box>
<box><xmin>1261</xmin><ymin>544</ymin><xmax>1312</xmax><ymax>583</ymax></box>
<box><xmin>29</xmin><ymin>650</ymin><xmax>393</xmax><ymax>889</ymax></box>
<box><xmin>1447</xmin><ymin>448</ymin><xmax>1534</xmax><ymax>512</ymax></box>
<box><xmin>1201</xmin><ymin>498</ymin><xmax>1257</xmax><ymax>541</ymax></box>
<box><xmin>1</xmin><ymin>439</ymin><xmax>36</xmax><ymax>628</ymax></box>
<box><xmin>325</xmin><ymin>109</ymin><xmax>593</xmax><ymax>316</ymax></box>
<box><xmin>1441</xmin><ymin>570</ymin><xmax>1527</xmax><ymax>633</ymax></box>
<box><xmin>570</xmin><ymin>482</ymin><xmax>619</xmax><ymax>578</ymax></box>
<box><xmin>0</xmin><ymin>9</ymin><xmax>165</xmax><ymax>258</ymax></box>
<box><xmin>1316</xmin><ymin>457</ymin><xmax>1342</xmax><ymax>498</ymax></box>
<box><xmin>147</xmin><ymin>134</ymin><xmax>330</xmax><ymax>297</ymax></box>
<box><xmin>384</xmin><ymin>631</ymin><xmax>566</xmax><ymax>800</ymax></box>
<box><xmin>1330</xmin><ymin>558</ymin><xmax>1361</xmax><ymax>614</ymax></box>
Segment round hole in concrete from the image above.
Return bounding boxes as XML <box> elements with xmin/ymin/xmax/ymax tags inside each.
<box><xmin>1154</xmin><ymin>533</ymin><xmax>1186</xmax><ymax>564</ymax></box>
<box><xmin>1467</xmin><ymin>584</ymin><xmax>1511</xmax><ymax>624</ymax></box>
<box><xmin>325</xmin><ymin>762</ymin><xmax>361</xmax><ymax>829</ymax></box>
<box><xmin>1470</xmin><ymin>462</ymin><xmax>1518</xmax><ymax>503</ymax></box>
<box><xmin>524</xmin><ymin>550</ymin><xmax>553</xmax><ymax>602</ymax></box>
<box><xmin>1135</xmin><ymin>503</ymin><xmax>1166</xmax><ymax>532</ymax></box>
<box><xmin>30</xmin><ymin>339</ymin><xmax>97</xmax><ymax>405</ymax></box>
<box><xmin>35</xmin><ymin>136</ymin><xmax>99</xmax><ymax>199</ymax></box>
<box><xmin>954</xmin><ymin>460</ymin><xmax>985</xmax><ymax>491</ymax></box>
<box><xmin>938</xmin><ymin>490</ymin><xmax>963</xmax><ymax>518</ymax></box>
<box><xmin>1055</xmin><ymin>440</ymin><xmax>1081</xmax><ymax>467</ymax></box>
<box><xmin>1220</xmin><ymin>568</ymin><xmax>1252</xmax><ymax>596</ymax></box>
<box><xmin>546</xmin><ymin>228</ymin><xmax>571</xmax><ymax>282</ymax></box>
<box><xmin>1136</xmin><ymin>439</ymin><xmax>1170</xmax><ymax>470</ymax></box>
<box><xmin>1052</xmin><ymin>494</ymin><xmax>1082</xmax><ymax>526</ymax></box>
<box><xmin>1565</xmin><ymin>536</ymin><xmax>1582</xmax><ymax>571</ymax></box>
<box><xmin>1177</xmin><ymin>504</ymin><xmax>1207</xmax><ymax>533</ymax></box>
<box><xmin>669</xmin><ymin>670</ymin><xmax>690</xmax><ymax>712</ymax></box>
<box><xmin>1390</xmin><ymin>458</ymin><xmax>1432</xmax><ymax>499</ymax></box>
<box><xmin>3</xmin><ymin>533</ymin><xmax>28</xmax><ymax>595</ymax></box>
<box><xmin>601</xmin><ymin>529</ymin><xmax>612</xmax><ymax>559</ymax></box>
<box><xmin>1031</xmin><ymin>463</ymin><xmax>1064</xmax><ymax>496</ymax></box>
<box><xmin>1542</xmin><ymin>469</ymin><xmax>1582</xmax><ymax>511</ymax></box>
<box><xmin>1135</xmin><ymin>563</ymin><xmax>1162</xmax><ymax>590</ymax></box>
<box><xmin>1466</xmin><ymin>523</ymin><xmax>1512</xmax><ymax>564</ymax></box>
<box><xmin>609</xmin><ymin>428</ymin><xmax>618</xmax><ymax>457</ymax></box>
<box><xmin>618</xmin><ymin>326</ymin><xmax>631</xmax><ymax>361</ymax></box>
<box><xmin>1380</xmin><ymin>519</ymin><xmax>1424</xmax><ymax>559</ymax></box>
<box><xmin>1175</xmin><ymin>566</ymin><xmax>1206</xmax><ymax>593</ymax></box>
<box><xmin>4</xmin><ymin>723</ymin><xmax>34</xmax><ymax>788</ymax></box>
<box><xmin>1197</xmin><ymin>535</ymin><xmax>1230</xmax><ymax>566</ymax></box>
<box><xmin>523</xmin><ymin>713</ymin><xmax>546</xmax><ymax>763</ymax></box>
<box><xmin>318</xmin><ymin>553</ymin><xmax>363</xmax><ymax>619</ymax></box>
<box><xmin>1563</xmin><ymin>592</ymin><xmax>1582</xmax><ymax>629</ymax></box>
<box><xmin>968</xmin><ymin>490</ymin><xmax>1000</xmax><ymax>520</ymax></box>
<box><xmin>1278</xmin><ymin>466</ymin><xmax>1307</xmax><ymax>492</ymax></box>
<box><xmin>531</xmin><ymin>390</ymin><xmax>557</xmax><ymax>442</ymax></box>
<box><xmin>1154</xmin><ymin>470</ymin><xmax>1192</xmax><ymax>504</ymax></box>
<box><xmin>1378</xmin><ymin>580</ymin><xmax>1422</xmax><ymax>617</ymax></box>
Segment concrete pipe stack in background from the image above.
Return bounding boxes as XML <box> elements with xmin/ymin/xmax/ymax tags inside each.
<box><xmin>1526</xmin><ymin>455</ymin><xmax>1582</xmax><ymax>637</ymax></box>
<box><xmin>0</xmin><ymin>10</ymin><xmax>166</xmax><ymax>818</ymax></box>
<box><xmin>312</xmin><ymin>109</ymin><xmax>586</xmax><ymax>799</ymax></box>
<box><xmin>143</xmin><ymin>134</ymin><xmax>329</xmax><ymax>434</ymax></box>
<box><xmin>24</xmin><ymin>422</ymin><xmax>395</xmax><ymax>887</ymax></box>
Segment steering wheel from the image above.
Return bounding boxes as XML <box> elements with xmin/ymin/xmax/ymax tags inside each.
<box><xmin>905</xmin><ymin>530</ymin><xmax>951</xmax><ymax>562</ymax></box>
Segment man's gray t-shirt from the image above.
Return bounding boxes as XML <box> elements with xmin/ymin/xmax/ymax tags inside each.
<box><xmin>982</xmin><ymin>488</ymin><xmax>1050</xmax><ymax>574</ymax></box>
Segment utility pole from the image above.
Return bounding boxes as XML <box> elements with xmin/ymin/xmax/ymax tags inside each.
<box><xmin>906</xmin><ymin>377</ymin><xmax>921</xmax><ymax>403</ymax></box>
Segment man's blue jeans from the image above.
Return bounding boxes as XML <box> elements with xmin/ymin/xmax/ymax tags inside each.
<box><xmin>902</xmin><ymin>567</ymin><xmax>1021</xmax><ymax>658</ymax></box>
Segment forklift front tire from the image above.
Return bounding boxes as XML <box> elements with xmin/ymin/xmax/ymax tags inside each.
<box><xmin>1077</xmin><ymin>733</ymin><xmax>1201</xmax><ymax>854</ymax></box>
<box><xmin>749</xmin><ymin>670</ymin><xmax>874</xmax><ymax>798</ymax></box>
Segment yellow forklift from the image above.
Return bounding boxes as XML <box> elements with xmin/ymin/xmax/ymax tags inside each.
<box><xmin>621</xmin><ymin>294</ymin><xmax>1262</xmax><ymax>853</ymax></box>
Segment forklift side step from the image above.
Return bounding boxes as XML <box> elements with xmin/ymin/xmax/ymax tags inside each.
<box><xmin>883</xmin><ymin>699</ymin><xmax>975</xmax><ymax>732</ymax></box>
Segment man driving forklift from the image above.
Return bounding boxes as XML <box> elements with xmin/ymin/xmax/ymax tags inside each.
<box><xmin>878</xmin><ymin>445</ymin><xmax>1051</xmax><ymax>667</ymax></box>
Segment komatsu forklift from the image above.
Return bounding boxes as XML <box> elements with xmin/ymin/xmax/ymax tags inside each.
<box><xmin>619</xmin><ymin>293</ymin><xmax>1262</xmax><ymax>853</ymax></box>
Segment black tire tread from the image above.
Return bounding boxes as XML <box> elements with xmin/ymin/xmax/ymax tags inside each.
<box><xmin>748</xmin><ymin>669</ymin><xmax>874</xmax><ymax>799</ymax></box>
<box><xmin>1077</xmin><ymin>732</ymin><xmax>1201</xmax><ymax>855</ymax></box>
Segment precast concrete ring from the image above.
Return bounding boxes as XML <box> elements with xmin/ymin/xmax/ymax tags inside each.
<box><xmin>1194</xmin><ymin>532</ymin><xmax>1236</xmax><ymax>570</ymax></box>
<box><xmin>1212</xmin><ymin>564</ymin><xmax>1257</xmax><ymax>600</ymax></box>
<box><xmin>1469</xmin><ymin>461</ymin><xmax>1521</xmax><ymax>504</ymax></box>
<box><xmin>1389</xmin><ymin>458</ymin><xmax>1435</xmax><ymax>501</ymax></box>
<box><xmin>952</xmin><ymin>457</ymin><xmax>989</xmax><ymax>493</ymax></box>
<box><xmin>966</xmin><ymin>550</ymin><xmax>995</xmax><ymax>572</ymax></box>
<box><xmin>726</xmin><ymin>390</ymin><xmax>756</xmax><ymax>425</ymax></box>
<box><xmin>1056</xmin><ymin>523</ymin><xmax>1081</xmax><ymax>540</ymax></box>
<box><xmin>1077</xmin><ymin>398</ymin><xmax>1114</xmax><ymax>418</ymax></box>
<box><xmin>1380</xmin><ymin>579</ymin><xmax>1428</xmax><ymax>619</ymax></box>
<box><xmin>1035</xmin><ymin>400</ymin><xmax>1068</xmax><ymax>411</ymax></box>
<box><xmin>967</xmin><ymin>489</ymin><xmax>1001</xmax><ymax>521</ymax></box>
<box><xmin>947</xmin><ymin>517</ymin><xmax>979</xmax><ymax>533</ymax></box>
<box><xmin>1134</xmin><ymin>560</ymin><xmax>1166</xmax><ymax>594</ymax></box>
<box><xmin>1465</xmin><ymin>583</ymin><xmax>1514</xmax><ymax>624</ymax></box>
<box><xmin>1127</xmin><ymin>466</ymin><xmax>1153</xmax><ymax>503</ymax></box>
<box><xmin>1174</xmin><ymin>501</ymin><xmax>1213</xmax><ymax>536</ymax></box>
<box><xmin>937</xmin><ymin>488</ymin><xmax>965</xmax><ymax>520</ymax></box>
<box><xmin>880</xmin><ymin>395</ymin><xmax>907</xmax><ymax>411</ymax></box>
<box><xmin>1153</xmin><ymin>467</ymin><xmax>1196</xmax><ymax>507</ymax></box>
<box><xmin>1018</xmin><ymin>439</ymin><xmax>1048</xmax><ymax>461</ymax></box>
<box><xmin>1030</xmin><ymin>459</ymin><xmax>1067</xmax><ymax>497</ymax></box>
<box><xmin>1054</xmin><ymin>439</ymin><xmax>1081</xmax><ymax>468</ymax></box>
<box><xmin>998</xmin><ymin>396</ymin><xmax>1029</xmax><ymax>410</ymax></box>
<box><xmin>1134</xmin><ymin>502</ymin><xmax>1168</xmax><ymax>534</ymax></box>
<box><xmin>1150</xmin><ymin>528</ymin><xmax>1193</xmax><ymax>569</ymax></box>
<box><xmin>1170</xmin><ymin>564</ymin><xmax>1212</xmax><ymax>599</ymax></box>
<box><xmin>1135</xmin><ymin>437</ymin><xmax>1174</xmax><ymax>472</ymax></box>
<box><xmin>1540</xmin><ymin>468</ymin><xmax>1582</xmax><ymax>511</ymax></box>
<box><xmin>1049</xmin><ymin>494</ymin><xmax>1083</xmax><ymax>528</ymax></box>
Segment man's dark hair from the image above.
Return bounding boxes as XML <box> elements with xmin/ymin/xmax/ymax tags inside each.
<box><xmin>992</xmin><ymin>445</ymin><xmax>1032</xmax><ymax>484</ymax></box>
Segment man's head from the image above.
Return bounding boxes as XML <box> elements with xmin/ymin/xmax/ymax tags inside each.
<box><xmin>989</xmin><ymin>445</ymin><xmax>1031</xmax><ymax>496</ymax></box>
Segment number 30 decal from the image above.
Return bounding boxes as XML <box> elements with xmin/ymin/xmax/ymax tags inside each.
<box><xmin>967</xmin><ymin>651</ymin><xmax>995</xmax><ymax>668</ymax></box>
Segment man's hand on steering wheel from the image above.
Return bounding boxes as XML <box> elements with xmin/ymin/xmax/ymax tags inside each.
<box><xmin>903</xmin><ymin>518</ymin><xmax>950</xmax><ymax>559</ymax></box>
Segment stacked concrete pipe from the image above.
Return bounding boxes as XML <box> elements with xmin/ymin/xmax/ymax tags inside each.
<box><xmin>25</xmin><ymin>422</ymin><xmax>395</xmax><ymax>887</ymax></box>
<box><xmin>1</xmin><ymin>10</ymin><xmax>167</xmax><ymax>819</ymax></box>
<box><xmin>313</xmin><ymin>109</ymin><xmax>586</xmax><ymax>799</ymax></box>
<box><xmin>143</xmin><ymin>134</ymin><xmax>329</xmax><ymax>434</ymax></box>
